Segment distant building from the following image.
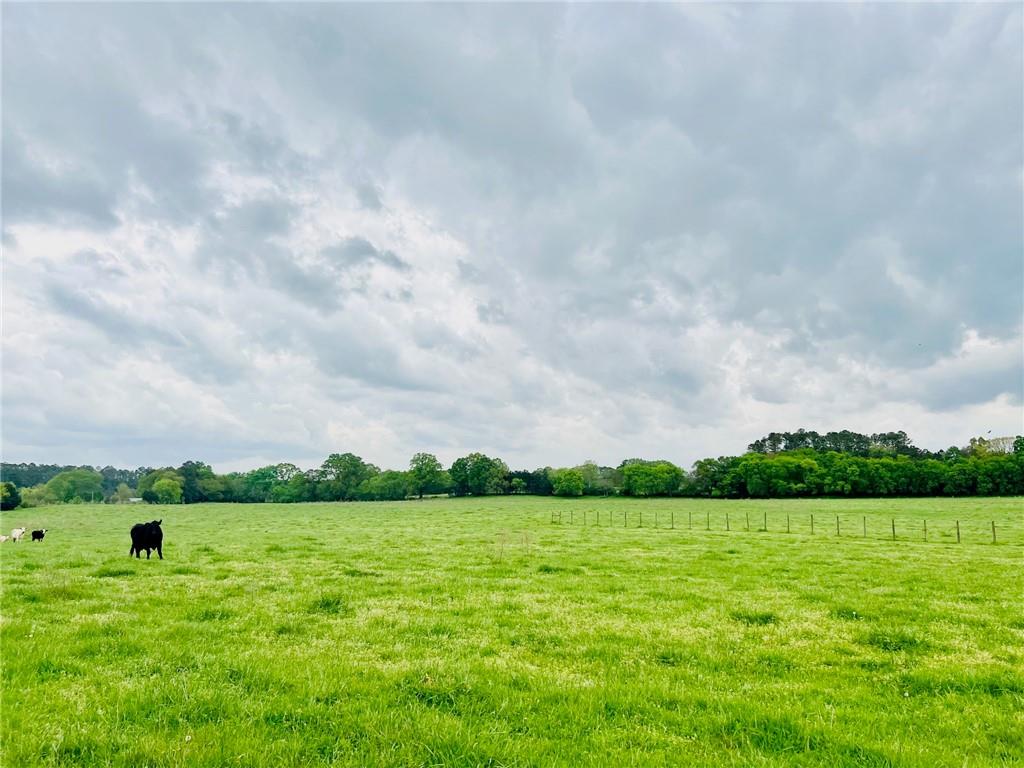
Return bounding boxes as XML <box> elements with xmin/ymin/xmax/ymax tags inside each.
<box><xmin>128</xmin><ymin>497</ymin><xmax>144</xmax><ymax>504</ymax></box>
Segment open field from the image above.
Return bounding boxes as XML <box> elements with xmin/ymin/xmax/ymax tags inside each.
<box><xmin>2</xmin><ymin>496</ymin><xmax>1022</xmax><ymax>767</ymax></box>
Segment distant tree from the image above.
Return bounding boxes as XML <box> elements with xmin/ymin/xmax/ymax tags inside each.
<box><xmin>622</xmin><ymin>461</ymin><xmax>684</xmax><ymax>497</ymax></box>
<box><xmin>409</xmin><ymin>453</ymin><xmax>444</xmax><ymax>498</ymax></box>
<box><xmin>1014</xmin><ymin>436</ymin><xmax>1024</xmax><ymax>454</ymax></box>
<box><xmin>151</xmin><ymin>477</ymin><xmax>183</xmax><ymax>504</ymax></box>
<box><xmin>449</xmin><ymin>453</ymin><xmax>508</xmax><ymax>496</ymax></box>
<box><xmin>360</xmin><ymin>470</ymin><xmax>410</xmax><ymax>501</ymax></box>
<box><xmin>114</xmin><ymin>483</ymin><xmax>135</xmax><ymax>503</ymax></box>
<box><xmin>510</xmin><ymin>478</ymin><xmax>527</xmax><ymax>494</ymax></box>
<box><xmin>138</xmin><ymin>469</ymin><xmax>185</xmax><ymax>496</ymax></box>
<box><xmin>317</xmin><ymin>453</ymin><xmax>374</xmax><ymax>501</ymax></box>
<box><xmin>178</xmin><ymin>460</ymin><xmax>216</xmax><ymax>503</ymax></box>
<box><xmin>45</xmin><ymin>469</ymin><xmax>105</xmax><ymax>503</ymax></box>
<box><xmin>551</xmin><ymin>469</ymin><xmax>585</xmax><ymax>497</ymax></box>
<box><xmin>1</xmin><ymin>482</ymin><xmax>21</xmax><ymax>510</ymax></box>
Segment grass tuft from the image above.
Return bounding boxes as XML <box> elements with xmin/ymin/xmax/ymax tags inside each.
<box><xmin>731</xmin><ymin>610</ymin><xmax>778</xmax><ymax>626</ymax></box>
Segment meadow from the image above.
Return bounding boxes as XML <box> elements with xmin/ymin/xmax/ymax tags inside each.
<box><xmin>1</xmin><ymin>496</ymin><xmax>1022</xmax><ymax>767</ymax></box>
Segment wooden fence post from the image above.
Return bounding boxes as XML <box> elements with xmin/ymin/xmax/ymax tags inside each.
<box><xmin>706</xmin><ymin>511</ymin><xmax>710</xmax><ymax>531</ymax></box>
<box><xmin>992</xmin><ymin>521</ymin><xmax>997</xmax><ymax>544</ymax></box>
<box><xmin>689</xmin><ymin>510</ymin><xmax>692</xmax><ymax>529</ymax></box>
<box><xmin>671</xmin><ymin>510</ymin><xmax>674</xmax><ymax>530</ymax></box>
<box><xmin>836</xmin><ymin>515</ymin><xmax>840</xmax><ymax>537</ymax></box>
<box><xmin>956</xmin><ymin>520</ymin><xmax>960</xmax><ymax>543</ymax></box>
<box><xmin>639</xmin><ymin>511</ymin><xmax>643</xmax><ymax>528</ymax></box>
<box><xmin>863</xmin><ymin>516</ymin><xmax>866</xmax><ymax>538</ymax></box>
<box><xmin>763</xmin><ymin>511</ymin><xmax>767</xmax><ymax>532</ymax></box>
<box><xmin>786</xmin><ymin>514</ymin><xmax>790</xmax><ymax>533</ymax></box>
<box><xmin>745</xmin><ymin>512</ymin><xmax>750</xmax><ymax>532</ymax></box>
<box><xmin>891</xmin><ymin>519</ymin><xmax>896</xmax><ymax>541</ymax></box>
<box><xmin>810</xmin><ymin>514</ymin><xmax>814</xmax><ymax>535</ymax></box>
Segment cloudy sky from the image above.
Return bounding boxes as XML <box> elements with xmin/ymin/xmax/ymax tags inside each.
<box><xmin>2</xmin><ymin>3</ymin><xmax>1021</xmax><ymax>473</ymax></box>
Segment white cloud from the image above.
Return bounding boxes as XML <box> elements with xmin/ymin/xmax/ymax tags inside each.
<box><xmin>2</xmin><ymin>4</ymin><xmax>1021</xmax><ymax>472</ymax></box>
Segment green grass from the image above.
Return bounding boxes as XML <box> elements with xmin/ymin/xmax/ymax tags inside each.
<box><xmin>1</xmin><ymin>496</ymin><xmax>1022</xmax><ymax>767</ymax></box>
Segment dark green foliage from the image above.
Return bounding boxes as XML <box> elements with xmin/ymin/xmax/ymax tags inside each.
<box><xmin>5</xmin><ymin>431</ymin><xmax>1020</xmax><ymax>505</ymax></box>
<box><xmin>551</xmin><ymin>468</ymin><xmax>585</xmax><ymax>496</ymax></box>
<box><xmin>622</xmin><ymin>460</ymin><xmax>684</xmax><ymax>496</ymax></box>
<box><xmin>449</xmin><ymin>453</ymin><xmax>509</xmax><ymax>496</ymax></box>
<box><xmin>1</xmin><ymin>481</ymin><xmax>21</xmax><ymax>510</ymax></box>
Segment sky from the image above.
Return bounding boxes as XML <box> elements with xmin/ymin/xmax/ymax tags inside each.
<box><xmin>2</xmin><ymin>3</ymin><xmax>1022</xmax><ymax>474</ymax></box>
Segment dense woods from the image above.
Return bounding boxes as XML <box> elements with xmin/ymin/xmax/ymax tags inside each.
<box><xmin>3</xmin><ymin>431</ymin><xmax>1022</xmax><ymax>508</ymax></box>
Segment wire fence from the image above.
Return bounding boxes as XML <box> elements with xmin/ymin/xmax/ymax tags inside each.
<box><xmin>549</xmin><ymin>507</ymin><xmax>1019</xmax><ymax>545</ymax></box>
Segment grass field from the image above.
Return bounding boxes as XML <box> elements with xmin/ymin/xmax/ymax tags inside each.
<box><xmin>1</xmin><ymin>496</ymin><xmax>1022</xmax><ymax>767</ymax></box>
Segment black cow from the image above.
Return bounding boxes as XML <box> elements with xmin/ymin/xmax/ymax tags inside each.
<box><xmin>31</xmin><ymin>529</ymin><xmax>47</xmax><ymax>541</ymax></box>
<box><xmin>129</xmin><ymin>520</ymin><xmax>163</xmax><ymax>559</ymax></box>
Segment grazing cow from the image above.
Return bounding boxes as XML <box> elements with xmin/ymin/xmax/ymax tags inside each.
<box><xmin>129</xmin><ymin>519</ymin><xmax>163</xmax><ymax>559</ymax></box>
<box><xmin>31</xmin><ymin>529</ymin><xmax>47</xmax><ymax>542</ymax></box>
<box><xmin>10</xmin><ymin>527</ymin><xmax>26</xmax><ymax>543</ymax></box>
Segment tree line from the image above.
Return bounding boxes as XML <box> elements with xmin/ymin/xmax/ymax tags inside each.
<box><xmin>2</xmin><ymin>430</ymin><xmax>1022</xmax><ymax>509</ymax></box>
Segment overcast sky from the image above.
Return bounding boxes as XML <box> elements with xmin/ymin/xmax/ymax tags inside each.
<box><xmin>2</xmin><ymin>3</ymin><xmax>1021</xmax><ymax>473</ymax></box>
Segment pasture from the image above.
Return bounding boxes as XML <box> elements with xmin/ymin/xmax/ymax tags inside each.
<box><xmin>1</xmin><ymin>496</ymin><xmax>1022</xmax><ymax>767</ymax></box>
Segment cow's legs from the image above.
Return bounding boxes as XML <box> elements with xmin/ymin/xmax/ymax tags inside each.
<box><xmin>157</xmin><ymin>544</ymin><xmax>163</xmax><ymax>560</ymax></box>
<box><xmin>146</xmin><ymin>548</ymin><xmax>151</xmax><ymax>559</ymax></box>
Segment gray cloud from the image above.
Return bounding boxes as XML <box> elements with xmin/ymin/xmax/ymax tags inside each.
<box><xmin>2</xmin><ymin>4</ymin><xmax>1021</xmax><ymax>471</ymax></box>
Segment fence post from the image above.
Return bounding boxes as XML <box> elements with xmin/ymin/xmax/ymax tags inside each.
<box><xmin>624</xmin><ymin>510</ymin><xmax>628</xmax><ymax>528</ymax></box>
<box><xmin>639</xmin><ymin>511</ymin><xmax>642</xmax><ymax>528</ymax></box>
<box><xmin>836</xmin><ymin>515</ymin><xmax>840</xmax><ymax>537</ymax></box>
<box><xmin>763</xmin><ymin>511</ymin><xmax>767</xmax><ymax>532</ymax></box>
<box><xmin>956</xmin><ymin>520</ymin><xmax>960</xmax><ymax>544</ymax></box>
<box><xmin>891</xmin><ymin>519</ymin><xmax>896</xmax><ymax>541</ymax></box>
<box><xmin>924</xmin><ymin>519</ymin><xmax>927</xmax><ymax>542</ymax></box>
<box><xmin>786</xmin><ymin>514</ymin><xmax>790</xmax><ymax>533</ymax></box>
<box><xmin>689</xmin><ymin>510</ymin><xmax>692</xmax><ymax>529</ymax></box>
<box><xmin>863</xmin><ymin>516</ymin><xmax>866</xmax><ymax>538</ymax></box>
<box><xmin>671</xmin><ymin>510</ymin><xmax>674</xmax><ymax>529</ymax></box>
<box><xmin>706</xmin><ymin>511</ymin><xmax>710</xmax><ymax>531</ymax></box>
<box><xmin>811</xmin><ymin>514</ymin><xmax>814</xmax><ymax>535</ymax></box>
<box><xmin>992</xmin><ymin>521</ymin><xmax>997</xmax><ymax>544</ymax></box>
<box><xmin>745</xmin><ymin>512</ymin><xmax>750</xmax><ymax>532</ymax></box>
<box><xmin>655</xmin><ymin>511</ymin><xmax>659</xmax><ymax>529</ymax></box>
<box><xmin>584</xmin><ymin>510</ymin><xmax>587</xmax><ymax>526</ymax></box>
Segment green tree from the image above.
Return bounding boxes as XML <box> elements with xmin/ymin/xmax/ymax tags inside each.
<box><xmin>114</xmin><ymin>483</ymin><xmax>135</xmax><ymax>503</ymax></box>
<box><xmin>45</xmin><ymin>469</ymin><xmax>105</xmax><ymax>503</ymax></box>
<box><xmin>449</xmin><ymin>453</ymin><xmax>508</xmax><ymax>496</ymax></box>
<box><xmin>409</xmin><ymin>453</ymin><xmax>444</xmax><ymax>498</ymax></box>
<box><xmin>317</xmin><ymin>453</ymin><xmax>375</xmax><ymax>501</ymax></box>
<box><xmin>551</xmin><ymin>468</ymin><xmax>585</xmax><ymax>497</ymax></box>
<box><xmin>1</xmin><ymin>482</ymin><xmax>21</xmax><ymax>510</ymax></box>
<box><xmin>151</xmin><ymin>477</ymin><xmax>183</xmax><ymax>504</ymax></box>
<box><xmin>622</xmin><ymin>461</ymin><xmax>683</xmax><ymax>497</ymax></box>
<box><xmin>138</xmin><ymin>469</ymin><xmax>185</xmax><ymax>496</ymax></box>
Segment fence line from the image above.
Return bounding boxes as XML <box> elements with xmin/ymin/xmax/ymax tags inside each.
<box><xmin>548</xmin><ymin>509</ymin><xmax>1015</xmax><ymax>545</ymax></box>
